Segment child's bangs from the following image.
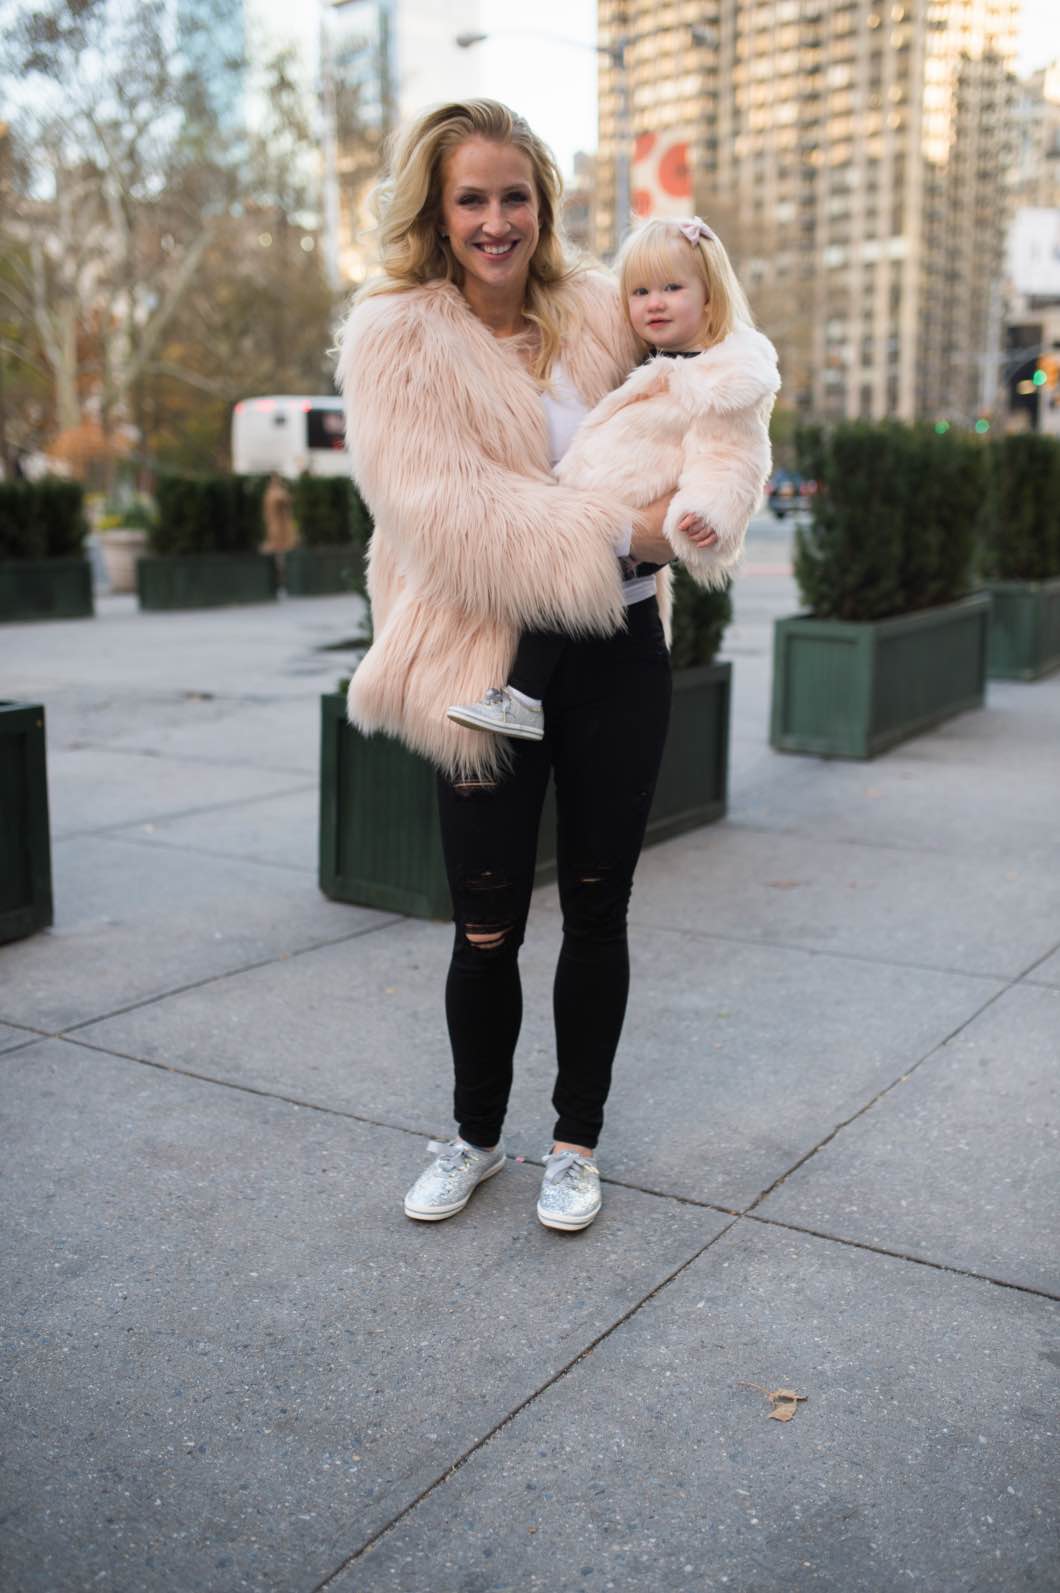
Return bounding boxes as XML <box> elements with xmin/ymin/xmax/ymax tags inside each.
<box><xmin>618</xmin><ymin>227</ymin><xmax>693</xmax><ymax>295</ymax></box>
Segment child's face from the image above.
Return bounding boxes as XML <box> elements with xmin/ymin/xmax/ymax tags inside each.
<box><xmin>627</xmin><ymin>266</ymin><xmax>708</xmax><ymax>352</ymax></box>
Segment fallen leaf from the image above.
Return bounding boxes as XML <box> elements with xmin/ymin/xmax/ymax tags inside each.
<box><xmin>738</xmin><ymin>1381</ymin><xmax>808</xmax><ymax>1422</ymax></box>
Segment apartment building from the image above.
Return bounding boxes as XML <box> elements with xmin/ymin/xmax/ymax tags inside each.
<box><xmin>597</xmin><ymin>0</ymin><xmax>1020</xmax><ymax>422</ymax></box>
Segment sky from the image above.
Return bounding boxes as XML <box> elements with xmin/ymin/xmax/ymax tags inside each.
<box><xmin>262</xmin><ymin>0</ymin><xmax>1058</xmax><ymax>179</ymax></box>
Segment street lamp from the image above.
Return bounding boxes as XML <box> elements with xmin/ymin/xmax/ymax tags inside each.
<box><xmin>456</xmin><ymin>25</ymin><xmax>717</xmax><ymax>249</ymax></box>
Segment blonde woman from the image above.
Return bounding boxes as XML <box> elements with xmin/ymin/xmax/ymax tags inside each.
<box><xmin>336</xmin><ymin>101</ymin><xmax>711</xmax><ymax>1232</ymax></box>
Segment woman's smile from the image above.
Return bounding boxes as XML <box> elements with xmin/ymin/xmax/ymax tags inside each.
<box><xmin>439</xmin><ymin>137</ymin><xmax>541</xmax><ymax>314</ymax></box>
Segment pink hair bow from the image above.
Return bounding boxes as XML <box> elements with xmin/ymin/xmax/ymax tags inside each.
<box><xmin>678</xmin><ymin>216</ymin><xmax>716</xmax><ymax>244</ymax></box>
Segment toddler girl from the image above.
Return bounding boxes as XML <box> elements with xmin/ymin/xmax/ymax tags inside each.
<box><xmin>447</xmin><ymin>215</ymin><xmax>780</xmax><ymax>740</ymax></box>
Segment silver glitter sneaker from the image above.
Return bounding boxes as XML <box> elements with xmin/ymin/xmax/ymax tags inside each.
<box><xmin>446</xmin><ymin>687</ymin><xmax>545</xmax><ymax>741</ymax></box>
<box><xmin>404</xmin><ymin>1136</ymin><xmax>506</xmax><ymax>1222</ymax></box>
<box><xmin>536</xmin><ymin>1148</ymin><xmax>602</xmax><ymax>1232</ymax></box>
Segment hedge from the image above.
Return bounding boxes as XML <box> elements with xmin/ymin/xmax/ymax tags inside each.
<box><xmin>151</xmin><ymin>474</ymin><xmax>267</xmax><ymax>556</ymax></box>
<box><xmin>979</xmin><ymin>433</ymin><xmax>1060</xmax><ymax>582</ymax></box>
<box><xmin>794</xmin><ymin>421</ymin><xmax>980</xmax><ymax>621</ymax></box>
<box><xmin>0</xmin><ymin>479</ymin><xmax>86</xmax><ymax>561</ymax></box>
<box><xmin>669</xmin><ymin>565</ymin><xmax>732</xmax><ymax>669</ymax></box>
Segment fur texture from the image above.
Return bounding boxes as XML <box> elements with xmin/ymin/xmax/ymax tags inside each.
<box><xmin>556</xmin><ymin>326</ymin><xmax>781</xmax><ymax>589</ymax></box>
<box><xmin>335</xmin><ymin>273</ymin><xmax>648</xmax><ymax>778</ymax></box>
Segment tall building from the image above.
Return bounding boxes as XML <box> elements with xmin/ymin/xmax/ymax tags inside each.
<box><xmin>597</xmin><ymin>0</ymin><xmax>1020</xmax><ymax>423</ymax></box>
<box><xmin>1009</xmin><ymin>62</ymin><xmax>1060</xmax><ymax>210</ymax></box>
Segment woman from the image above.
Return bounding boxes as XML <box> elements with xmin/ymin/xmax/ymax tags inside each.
<box><xmin>335</xmin><ymin>100</ymin><xmax>714</xmax><ymax>1232</ymax></box>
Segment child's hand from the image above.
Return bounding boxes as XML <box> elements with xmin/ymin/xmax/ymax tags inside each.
<box><xmin>678</xmin><ymin>512</ymin><xmax>719</xmax><ymax>549</ymax></box>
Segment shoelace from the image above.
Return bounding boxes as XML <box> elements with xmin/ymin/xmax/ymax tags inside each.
<box><xmin>483</xmin><ymin>687</ymin><xmax>508</xmax><ymax>706</ymax></box>
<box><xmin>542</xmin><ymin>1150</ymin><xmax>595</xmax><ymax>1184</ymax></box>
<box><xmin>427</xmin><ymin>1138</ymin><xmax>474</xmax><ymax>1173</ymax></box>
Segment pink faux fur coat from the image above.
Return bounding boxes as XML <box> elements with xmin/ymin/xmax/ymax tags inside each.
<box><xmin>335</xmin><ymin>273</ymin><xmax>644</xmax><ymax>779</ymax></box>
<box><xmin>557</xmin><ymin>326</ymin><xmax>781</xmax><ymax>590</ymax></box>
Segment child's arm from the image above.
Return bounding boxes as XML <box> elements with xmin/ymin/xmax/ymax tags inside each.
<box><xmin>663</xmin><ymin>401</ymin><xmax>774</xmax><ymax>589</ymax></box>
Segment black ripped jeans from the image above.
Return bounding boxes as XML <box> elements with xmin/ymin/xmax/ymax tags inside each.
<box><xmin>436</xmin><ymin>595</ymin><xmax>672</xmax><ymax>1150</ymax></box>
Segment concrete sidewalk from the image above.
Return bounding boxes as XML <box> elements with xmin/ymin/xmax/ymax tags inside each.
<box><xmin>2</xmin><ymin>522</ymin><xmax>1057</xmax><ymax>1593</ymax></box>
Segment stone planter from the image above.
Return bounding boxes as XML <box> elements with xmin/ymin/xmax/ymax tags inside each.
<box><xmin>284</xmin><ymin>545</ymin><xmax>364</xmax><ymax>597</ymax></box>
<box><xmin>99</xmin><ymin>529</ymin><xmax>149</xmax><ymax>594</ymax></box>
<box><xmin>986</xmin><ymin>578</ymin><xmax>1060</xmax><ymax>681</ymax></box>
<box><xmin>137</xmin><ymin>553</ymin><xmax>278</xmax><ymax>611</ymax></box>
<box><xmin>0</xmin><ymin>701</ymin><xmax>53</xmax><ymax>944</ymax></box>
<box><xmin>770</xmin><ymin>593</ymin><xmax>990</xmax><ymax>759</ymax></box>
<box><xmin>319</xmin><ymin>661</ymin><xmax>732</xmax><ymax>919</ymax></box>
<box><xmin>0</xmin><ymin>557</ymin><xmax>94</xmax><ymax>623</ymax></box>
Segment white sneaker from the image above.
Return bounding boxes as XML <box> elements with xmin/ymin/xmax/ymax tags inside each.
<box><xmin>446</xmin><ymin>687</ymin><xmax>545</xmax><ymax>741</ymax></box>
<box><xmin>536</xmin><ymin>1147</ymin><xmax>602</xmax><ymax>1231</ymax></box>
<box><xmin>403</xmin><ymin>1137</ymin><xmax>506</xmax><ymax>1221</ymax></box>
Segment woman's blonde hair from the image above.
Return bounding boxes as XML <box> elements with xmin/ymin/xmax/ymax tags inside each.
<box><xmin>358</xmin><ymin>99</ymin><xmax>581</xmax><ymax>380</ymax></box>
<box><xmin>616</xmin><ymin>218</ymin><xmax>754</xmax><ymax>348</ymax></box>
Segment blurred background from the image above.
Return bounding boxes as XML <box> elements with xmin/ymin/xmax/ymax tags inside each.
<box><xmin>0</xmin><ymin>0</ymin><xmax>1056</xmax><ymax>494</ymax></box>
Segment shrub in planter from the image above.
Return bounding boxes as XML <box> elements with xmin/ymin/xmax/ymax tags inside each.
<box><xmin>773</xmin><ymin>421</ymin><xmax>988</xmax><ymax>757</ymax></box>
<box><xmin>0</xmin><ymin>701</ymin><xmax>53</xmax><ymax>942</ymax></box>
<box><xmin>139</xmin><ymin>473</ymin><xmax>276</xmax><ymax>609</ymax></box>
<box><xmin>0</xmin><ymin>478</ymin><xmax>93</xmax><ymax>621</ymax></box>
<box><xmin>319</xmin><ymin>566</ymin><xmax>734</xmax><ymax>919</ymax></box>
<box><xmin>978</xmin><ymin>434</ymin><xmax>1060</xmax><ymax>680</ymax></box>
<box><xmin>286</xmin><ymin>474</ymin><xmax>371</xmax><ymax>596</ymax></box>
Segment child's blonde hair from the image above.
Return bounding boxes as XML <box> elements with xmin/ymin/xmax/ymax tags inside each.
<box><xmin>616</xmin><ymin>217</ymin><xmax>754</xmax><ymax>348</ymax></box>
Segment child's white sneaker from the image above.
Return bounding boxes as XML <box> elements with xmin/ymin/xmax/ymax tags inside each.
<box><xmin>446</xmin><ymin>687</ymin><xmax>544</xmax><ymax>741</ymax></box>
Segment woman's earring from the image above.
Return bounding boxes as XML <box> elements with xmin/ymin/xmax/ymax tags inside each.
<box><xmin>439</xmin><ymin>230</ymin><xmax>448</xmax><ymax>239</ymax></box>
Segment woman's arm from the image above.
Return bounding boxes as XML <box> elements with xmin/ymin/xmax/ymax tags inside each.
<box><xmin>338</xmin><ymin>299</ymin><xmax>631</xmax><ymax>636</ymax></box>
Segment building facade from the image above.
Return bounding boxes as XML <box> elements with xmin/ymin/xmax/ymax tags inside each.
<box><xmin>597</xmin><ymin>0</ymin><xmax>1020</xmax><ymax>423</ymax></box>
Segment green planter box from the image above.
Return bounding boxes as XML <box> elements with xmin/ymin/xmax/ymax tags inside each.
<box><xmin>0</xmin><ymin>557</ymin><xmax>93</xmax><ymax>623</ymax></box>
<box><xmin>319</xmin><ymin>661</ymin><xmax>731</xmax><ymax>919</ymax></box>
<box><xmin>137</xmin><ymin>553</ymin><xmax>278</xmax><ymax>611</ymax></box>
<box><xmin>0</xmin><ymin>701</ymin><xmax>53</xmax><ymax>944</ymax></box>
<box><xmin>986</xmin><ymin>578</ymin><xmax>1060</xmax><ymax>681</ymax></box>
<box><xmin>770</xmin><ymin>594</ymin><xmax>989</xmax><ymax>759</ymax></box>
<box><xmin>284</xmin><ymin>545</ymin><xmax>364</xmax><ymax>597</ymax></box>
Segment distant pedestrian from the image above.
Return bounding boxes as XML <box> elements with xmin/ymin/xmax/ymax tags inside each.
<box><xmin>336</xmin><ymin>100</ymin><xmax>713</xmax><ymax>1233</ymax></box>
<box><xmin>262</xmin><ymin>473</ymin><xmax>295</xmax><ymax>556</ymax></box>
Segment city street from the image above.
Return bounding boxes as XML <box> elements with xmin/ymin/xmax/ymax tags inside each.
<box><xmin>1</xmin><ymin>520</ymin><xmax>1057</xmax><ymax>1593</ymax></box>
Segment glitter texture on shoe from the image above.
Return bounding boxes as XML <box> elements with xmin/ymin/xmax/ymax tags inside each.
<box><xmin>404</xmin><ymin>1136</ymin><xmax>506</xmax><ymax>1222</ymax></box>
<box><xmin>536</xmin><ymin>1147</ymin><xmax>602</xmax><ymax>1231</ymax></box>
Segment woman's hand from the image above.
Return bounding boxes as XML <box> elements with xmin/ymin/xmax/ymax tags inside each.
<box><xmin>631</xmin><ymin>495</ymin><xmax>720</xmax><ymax>562</ymax></box>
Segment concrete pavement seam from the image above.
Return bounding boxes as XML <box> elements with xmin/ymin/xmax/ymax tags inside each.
<box><xmin>52</xmin><ymin>780</ymin><xmax>318</xmax><ymax>842</ymax></box>
<box><xmin>94</xmin><ymin>830</ymin><xmax>316</xmax><ymax>876</ymax></box>
<box><xmin>53</xmin><ymin>914</ymin><xmax>404</xmax><ymax>1035</ymax></box>
<box><xmin>617</xmin><ymin>913</ymin><xmax>1017</xmax><ymax>984</ymax></box>
<box><xmin>309</xmin><ymin>1215</ymin><xmax>743</xmax><ymax>1592</ymax></box>
<box><xmin>55</xmin><ymin>1033</ymin><xmax>457</xmax><ymax>1140</ymax></box>
<box><xmin>742</xmin><ymin>977</ymin><xmax>1014</xmax><ymax>1215</ymax></box>
<box><xmin>741</xmin><ymin>1213</ymin><xmax>1060</xmax><ymax>1303</ymax></box>
<box><xmin>1013</xmin><ymin>939</ymin><xmax>1060</xmax><ymax>982</ymax></box>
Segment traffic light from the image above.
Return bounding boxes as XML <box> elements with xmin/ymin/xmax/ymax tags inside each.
<box><xmin>974</xmin><ymin>418</ymin><xmax>990</xmax><ymax>434</ymax></box>
<box><xmin>934</xmin><ymin>419</ymin><xmax>950</xmax><ymax>434</ymax></box>
<box><xmin>1036</xmin><ymin>355</ymin><xmax>1059</xmax><ymax>390</ymax></box>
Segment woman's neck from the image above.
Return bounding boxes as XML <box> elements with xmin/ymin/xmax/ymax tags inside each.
<box><xmin>460</xmin><ymin>275</ymin><xmax>529</xmax><ymax>339</ymax></box>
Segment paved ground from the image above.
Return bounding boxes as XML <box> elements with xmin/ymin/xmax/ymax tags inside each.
<box><xmin>2</xmin><ymin>513</ymin><xmax>1058</xmax><ymax>1593</ymax></box>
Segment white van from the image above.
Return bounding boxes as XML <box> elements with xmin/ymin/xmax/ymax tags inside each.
<box><xmin>231</xmin><ymin>395</ymin><xmax>349</xmax><ymax>478</ymax></box>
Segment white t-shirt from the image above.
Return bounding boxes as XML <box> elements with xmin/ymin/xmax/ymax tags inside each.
<box><xmin>541</xmin><ymin>361</ymin><xmax>656</xmax><ymax>605</ymax></box>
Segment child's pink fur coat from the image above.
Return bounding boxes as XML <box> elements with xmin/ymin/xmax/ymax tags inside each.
<box><xmin>557</xmin><ymin>326</ymin><xmax>781</xmax><ymax>589</ymax></box>
<box><xmin>336</xmin><ymin>272</ymin><xmax>643</xmax><ymax>779</ymax></box>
